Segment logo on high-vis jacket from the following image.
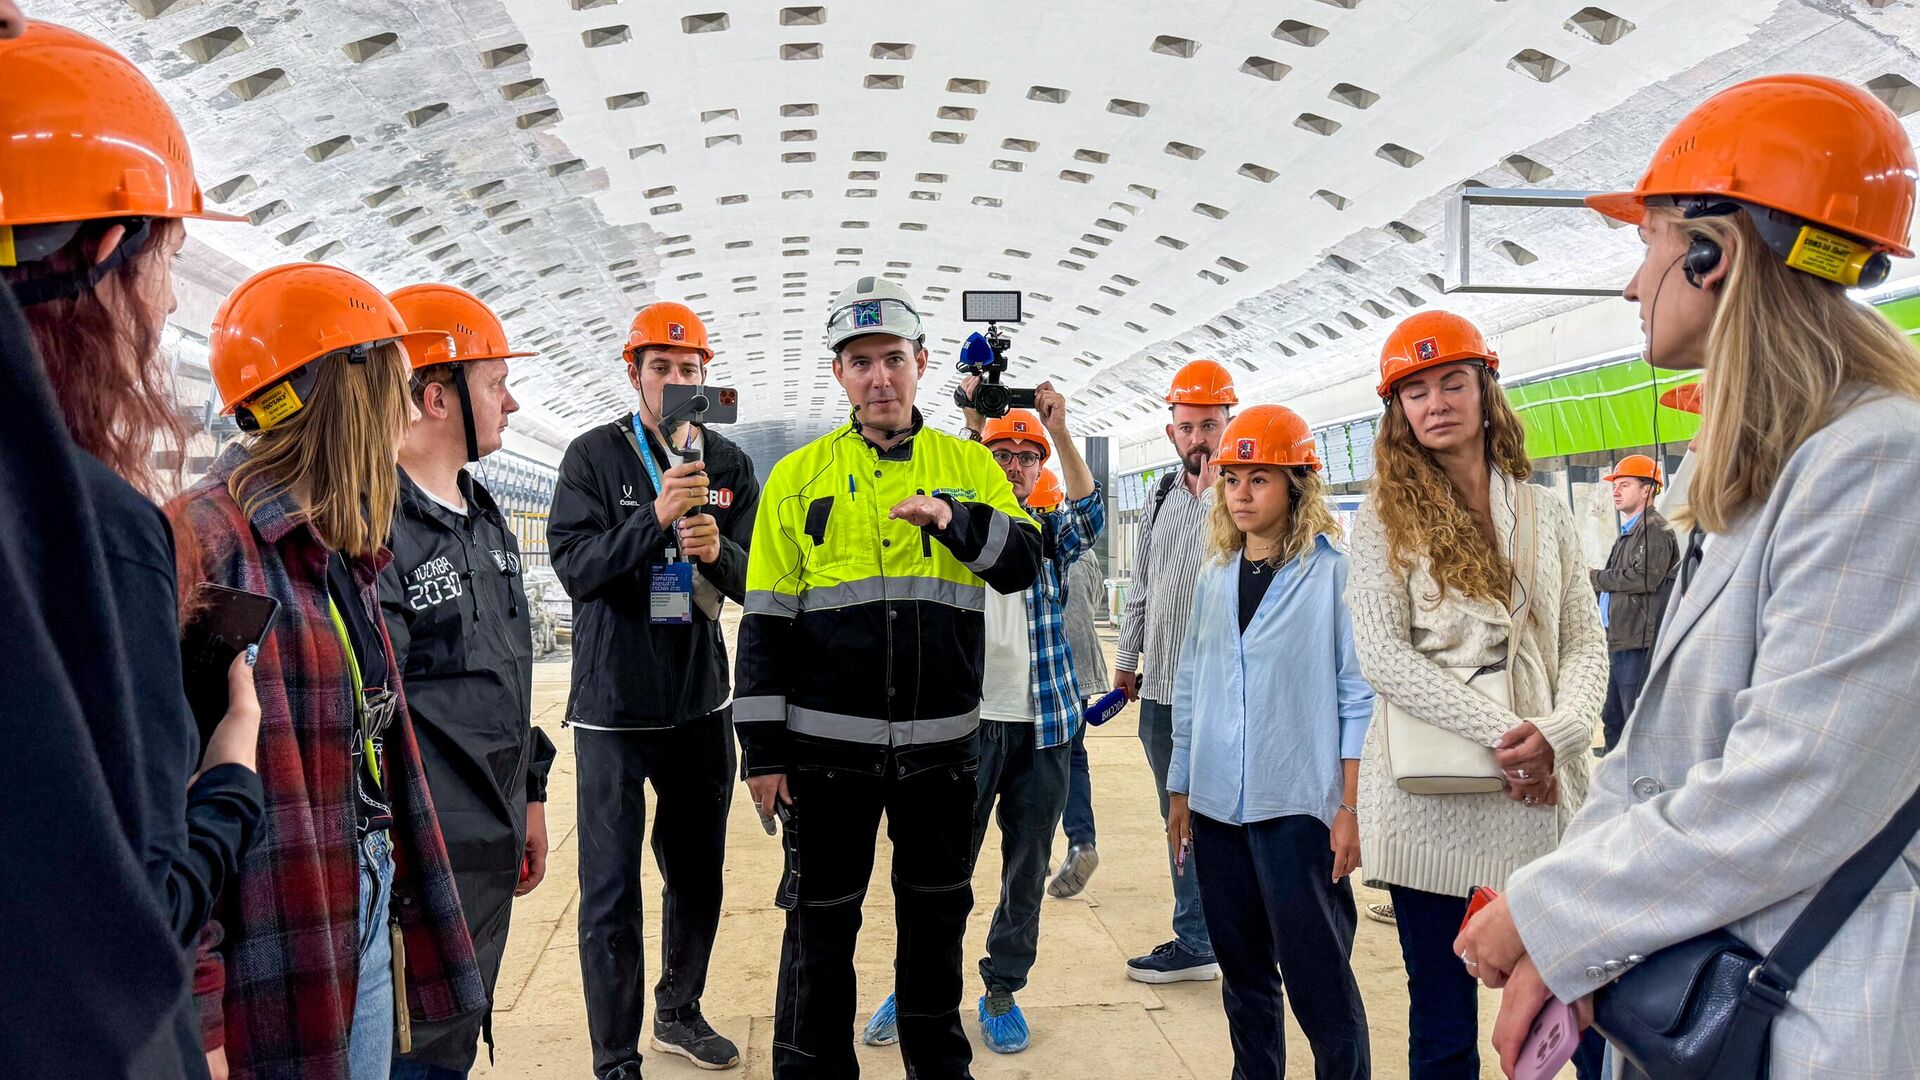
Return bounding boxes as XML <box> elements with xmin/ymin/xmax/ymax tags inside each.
<box><xmin>709</xmin><ymin>488</ymin><xmax>735</xmax><ymax>509</ymax></box>
<box><xmin>1415</xmin><ymin>337</ymin><xmax>1439</xmax><ymax>362</ymax></box>
<box><xmin>620</xmin><ymin>484</ymin><xmax>641</xmax><ymax>508</ymax></box>
<box><xmin>668</xmin><ymin>322</ymin><xmax>687</xmax><ymax>342</ymax></box>
<box><xmin>1236</xmin><ymin>438</ymin><xmax>1257</xmax><ymax>460</ymax></box>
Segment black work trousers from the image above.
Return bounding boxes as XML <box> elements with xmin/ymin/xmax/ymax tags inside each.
<box><xmin>574</xmin><ymin>712</ymin><xmax>734</xmax><ymax>1078</ymax></box>
<box><xmin>771</xmin><ymin>756</ymin><xmax>977</xmax><ymax>1080</ymax></box>
<box><xmin>1193</xmin><ymin>812</ymin><xmax>1371</xmax><ymax>1080</ymax></box>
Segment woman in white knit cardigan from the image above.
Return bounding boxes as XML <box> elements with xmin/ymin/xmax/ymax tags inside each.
<box><xmin>1345</xmin><ymin>310</ymin><xmax>1608</xmax><ymax>1080</ymax></box>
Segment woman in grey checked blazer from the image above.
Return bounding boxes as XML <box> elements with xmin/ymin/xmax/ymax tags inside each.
<box><xmin>1457</xmin><ymin>74</ymin><xmax>1920</xmax><ymax>1079</ymax></box>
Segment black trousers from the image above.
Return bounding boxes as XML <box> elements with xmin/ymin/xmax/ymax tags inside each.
<box><xmin>1193</xmin><ymin>812</ymin><xmax>1370</xmax><ymax>1080</ymax></box>
<box><xmin>772</xmin><ymin>757</ymin><xmax>976</xmax><ymax>1080</ymax></box>
<box><xmin>1600</xmin><ymin>647</ymin><xmax>1651</xmax><ymax>754</ymax></box>
<box><xmin>574</xmin><ymin>712</ymin><xmax>735</xmax><ymax>1078</ymax></box>
<box><xmin>1389</xmin><ymin>885</ymin><xmax>1606</xmax><ymax>1080</ymax></box>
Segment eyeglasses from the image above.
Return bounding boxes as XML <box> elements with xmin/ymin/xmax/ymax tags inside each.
<box><xmin>991</xmin><ymin>449</ymin><xmax>1043</xmax><ymax>468</ymax></box>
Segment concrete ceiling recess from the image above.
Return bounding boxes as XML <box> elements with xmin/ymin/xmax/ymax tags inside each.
<box><xmin>34</xmin><ymin>0</ymin><xmax>1920</xmax><ymax>467</ymax></box>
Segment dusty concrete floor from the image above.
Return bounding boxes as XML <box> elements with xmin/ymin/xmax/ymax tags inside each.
<box><xmin>475</xmin><ymin>626</ymin><xmax>1566</xmax><ymax>1079</ymax></box>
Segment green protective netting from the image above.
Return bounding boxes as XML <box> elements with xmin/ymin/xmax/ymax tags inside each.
<box><xmin>1508</xmin><ymin>362</ymin><xmax>1701</xmax><ymax>458</ymax></box>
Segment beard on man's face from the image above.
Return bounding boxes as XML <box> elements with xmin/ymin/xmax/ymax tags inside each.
<box><xmin>1182</xmin><ymin>443</ymin><xmax>1213</xmax><ymax>476</ymax></box>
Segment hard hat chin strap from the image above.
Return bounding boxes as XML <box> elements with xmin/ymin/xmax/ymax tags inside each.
<box><xmin>450</xmin><ymin>362</ymin><xmax>481</xmax><ymax>462</ymax></box>
<box><xmin>9</xmin><ymin>217</ymin><xmax>153</xmax><ymax>307</ymax></box>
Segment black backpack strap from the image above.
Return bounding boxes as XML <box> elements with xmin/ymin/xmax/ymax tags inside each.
<box><xmin>1750</xmin><ymin>783</ymin><xmax>1920</xmax><ymax>1007</ymax></box>
<box><xmin>1146</xmin><ymin>471</ymin><xmax>1179</xmax><ymax>530</ymax></box>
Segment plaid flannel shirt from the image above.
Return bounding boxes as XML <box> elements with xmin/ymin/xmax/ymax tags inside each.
<box><xmin>1026</xmin><ymin>485</ymin><xmax>1105</xmax><ymax>749</ymax></box>
<box><xmin>178</xmin><ymin>444</ymin><xmax>484</xmax><ymax>1079</ymax></box>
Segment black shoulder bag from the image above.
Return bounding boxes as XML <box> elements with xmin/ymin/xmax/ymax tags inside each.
<box><xmin>1592</xmin><ymin>784</ymin><xmax>1920</xmax><ymax>1078</ymax></box>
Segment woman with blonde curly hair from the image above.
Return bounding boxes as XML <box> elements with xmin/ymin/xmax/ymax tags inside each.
<box><xmin>1167</xmin><ymin>405</ymin><xmax>1374</xmax><ymax>1080</ymax></box>
<box><xmin>1344</xmin><ymin>311</ymin><xmax>1607</xmax><ymax>1079</ymax></box>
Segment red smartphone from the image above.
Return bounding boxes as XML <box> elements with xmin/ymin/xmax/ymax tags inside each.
<box><xmin>1513</xmin><ymin>997</ymin><xmax>1580</xmax><ymax>1080</ymax></box>
<box><xmin>1460</xmin><ymin>885</ymin><xmax>1497</xmax><ymax>934</ymax></box>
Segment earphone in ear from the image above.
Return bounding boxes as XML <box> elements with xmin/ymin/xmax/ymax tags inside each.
<box><xmin>1682</xmin><ymin>234</ymin><xmax>1723</xmax><ymax>288</ymax></box>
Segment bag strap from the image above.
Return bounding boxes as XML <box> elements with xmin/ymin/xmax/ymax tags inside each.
<box><xmin>1146</xmin><ymin>471</ymin><xmax>1179</xmax><ymax>531</ymax></box>
<box><xmin>1750</xmin><ymin>783</ymin><xmax>1920</xmax><ymax>1006</ymax></box>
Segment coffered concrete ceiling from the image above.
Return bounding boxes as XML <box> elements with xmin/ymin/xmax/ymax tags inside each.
<box><xmin>34</xmin><ymin>0</ymin><xmax>1920</xmax><ymax>469</ymax></box>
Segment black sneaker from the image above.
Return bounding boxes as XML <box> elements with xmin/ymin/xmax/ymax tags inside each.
<box><xmin>652</xmin><ymin>1010</ymin><xmax>741</xmax><ymax>1071</ymax></box>
<box><xmin>1124</xmin><ymin>939</ymin><xmax>1221</xmax><ymax>984</ymax></box>
<box><xmin>599</xmin><ymin>1061</ymin><xmax>644</xmax><ymax>1080</ymax></box>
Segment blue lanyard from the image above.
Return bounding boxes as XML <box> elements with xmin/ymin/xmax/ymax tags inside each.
<box><xmin>629</xmin><ymin>412</ymin><xmax>664</xmax><ymax>496</ymax></box>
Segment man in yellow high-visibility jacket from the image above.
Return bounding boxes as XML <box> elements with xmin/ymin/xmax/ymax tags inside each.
<box><xmin>737</xmin><ymin>276</ymin><xmax>1041</xmax><ymax>1080</ymax></box>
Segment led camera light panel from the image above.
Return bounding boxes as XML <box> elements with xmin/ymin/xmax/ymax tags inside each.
<box><xmin>961</xmin><ymin>290</ymin><xmax>1023</xmax><ymax>323</ymax></box>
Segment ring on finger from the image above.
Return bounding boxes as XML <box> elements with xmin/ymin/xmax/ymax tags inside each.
<box><xmin>1517</xmin><ymin>768</ymin><xmax>1531</xmax><ymax>780</ymax></box>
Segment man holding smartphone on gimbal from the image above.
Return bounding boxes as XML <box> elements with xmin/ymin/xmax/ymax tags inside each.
<box><xmin>547</xmin><ymin>302</ymin><xmax>760</xmax><ymax>1079</ymax></box>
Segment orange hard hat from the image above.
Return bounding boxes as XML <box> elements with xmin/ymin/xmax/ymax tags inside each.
<box><xmin>210</xmin><ymin>264</ymin><xmax>448</xmax><ymax>427</ymax></box>
<box><xmin>1377</xmin><ymin>310</ymin><xmax>1499</xmax><ymax>399</ymax></box>
<box><xmin>0</xmin><ymin>23</ymin><xmax>243</xmax><ymax>231</ymax></box>
<box><xmin>1212</xmin><ymin>404</ymin><xmax>1321</xmax><ymax>471</ymax></box>
<box><xmin>1658</xmin><ymin>381</ymin><xmax>1703</xmax><ymax>415</ymax></box>
<box><xmin>980</xmin><ymin>409</ymin><xmax>1052</xmax><ymax>463</ymax></box>
<box><xmin>1588</xmin><ymin>74</ymin><xmax>1916</xmax><ymax>264</ymax></box>
<box><xmin>1026</xmin><ymin>469</ymin><xmax>1065</xmax><ymax>510</ymax></box>
<box><xmin>1604</xmin><ymin>454</ymin><xmax>1663</xmax><ymax>489</ymax></box>
<box><xmin>389</xmin><ymin>283</ymin><xmax>537</xmax><ymax>370</ymax></box>
<box><xmin>625</xmin><ymin>301</ymin><xmax>712</xmax><ymax>362</ymax></box>
<box><xmin>1165</xmin><ymin>359</ymin><xmax>1239</xmax><ymax>406</ymax></box>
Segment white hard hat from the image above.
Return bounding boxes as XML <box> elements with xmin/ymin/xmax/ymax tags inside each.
<box><xmin>825</xmin><ymin>276</ymin><xmax>925</xmax><ymax>351</ymax></box>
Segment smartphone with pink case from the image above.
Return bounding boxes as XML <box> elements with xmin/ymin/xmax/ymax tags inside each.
<box><xmin>1513</xmin><ymin>996</ymin><xmax>1580</xmax><ymax>1080</ymax></box>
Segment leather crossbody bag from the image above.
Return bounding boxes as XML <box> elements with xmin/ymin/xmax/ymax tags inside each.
<box><xmin>1594</xmin><ymin>784</ymin><xmax>1920</xmax><ymax>1078</ymax></box>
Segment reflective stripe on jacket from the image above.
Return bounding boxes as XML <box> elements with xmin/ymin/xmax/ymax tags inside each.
<box><xmin>736</xmin><ymin>410</ymin><xmax>1042</xmax><ymax>776</ymax></box>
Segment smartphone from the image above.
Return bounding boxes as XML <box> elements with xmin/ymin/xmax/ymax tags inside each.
<box><xmin>1513</xmin><ymin>996</ymin><xmax>1580</xmax><ymax>1080</ymax></box>
<box><xmin>660</xmin><ymin>382</ymin><xmax>738</xmax><ymax>426</ymax></box>
<box><xmin>180</xmin><ymin>583</ymin><xmax>280</xmax><ymax>752</ymax></box>
<box><xmin>1460</xmin><ymin>884</ymin><xmax>1498</xmax><ymax>935</ymax></box>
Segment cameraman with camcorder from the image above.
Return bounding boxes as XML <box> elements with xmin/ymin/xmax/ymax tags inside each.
<box><xmin>546</xmin><ymin>302</ymin><xmax>760</xmax><ymax>1079</ymax></box>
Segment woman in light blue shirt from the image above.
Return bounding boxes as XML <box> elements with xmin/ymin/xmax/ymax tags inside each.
<box><xmin>1168</xmin><ymin>405</ymin><xmax>1375</xmax><ymax>1080</ymax></box>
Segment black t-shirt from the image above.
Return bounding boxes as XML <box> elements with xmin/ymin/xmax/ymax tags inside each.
<box><xmin>1238</xmin><ymin>553</ymin><xmax>1276</xmax><ymax>635</ymax></box>
<box><xmin>326</xmin><ymin>553</ymin><xmax>392</xmax><ymax>833</ymax></box>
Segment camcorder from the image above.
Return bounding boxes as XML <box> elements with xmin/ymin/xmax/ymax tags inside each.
<box><xmin>952</xmin><ymin>290</ymin><xmax>1036</xmax><ymax>419</ymax></box>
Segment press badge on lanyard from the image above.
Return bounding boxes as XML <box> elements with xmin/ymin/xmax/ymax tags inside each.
<box><xmin>651</xmin><ymin>558</ymin><xmax>693</xmax><ymax>624</ymax></box>
<box><xmin>631</xmin><ymin>413</ymin><xmax>696</xmax><ymax>625</ymax></box>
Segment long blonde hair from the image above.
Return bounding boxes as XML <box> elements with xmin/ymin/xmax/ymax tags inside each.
<box><xmin>1666</xmin><ymin>207</ymin><xmax>1920</xmax><ymax>532</ymax></box>
<box><xmin>1370</xmin><ymin>365</ymin><xmax>1531</xmax><ymax>602</ymax></box>
<box><xmin>1208</xmin><ymin>465</ymin><xmax>1343</xmax><ymax>566</ymax></box>
<box><xmin>227</xmin><ymin>343</ymin><xmax>412</xmax><ymax>557</ymax></box>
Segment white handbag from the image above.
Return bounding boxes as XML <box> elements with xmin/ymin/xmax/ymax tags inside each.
<box><xmin>1382</xmin><ymin>484</ymin><xmax>1538</xmax><ymax>796</ymax></box>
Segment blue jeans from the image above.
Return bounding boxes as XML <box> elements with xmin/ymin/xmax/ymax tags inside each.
<box><xmin>1061</xmin><ymin>721</ymin><xmax>1095</xmax><ymax>847</ymax></box>
<box><xmin>349</xmin><ymin>829</ymin><xmax>396</xmax><ymax>1080</ymax></box>
<box><xmin>1137</xmin><ymin>699</ymin><xmax>1211</xmax><ymax>956</ymax></box>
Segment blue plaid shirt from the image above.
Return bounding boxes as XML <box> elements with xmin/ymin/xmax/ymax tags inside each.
<box><xmin>1024</xmin><ymin>485</ymin><xmax>1105</xmax><ymax>748</ymax></box>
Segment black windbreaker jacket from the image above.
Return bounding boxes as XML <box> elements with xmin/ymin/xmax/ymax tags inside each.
<box><xmin>379</xmin><ymin>467</ymin><xmax>554</xmax><ymax>1064</ymax></box>
<box><xmin>547</xmin><ymin>418</ymin><xmax>760</xmax><ymax>729</ymax></box>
